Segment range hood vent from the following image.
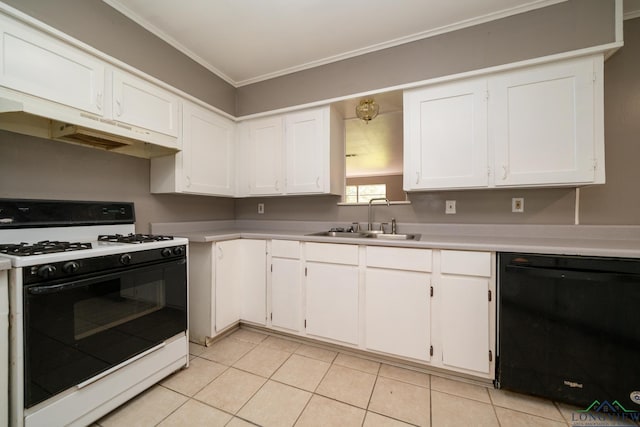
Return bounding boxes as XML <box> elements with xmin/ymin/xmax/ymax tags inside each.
<box><xmin>0</xmin><ymin>93</ymin><xmax>179</xmax><ymax>159</ymax></box>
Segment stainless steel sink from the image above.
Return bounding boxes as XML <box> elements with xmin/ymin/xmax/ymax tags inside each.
<box><xmin>307</xmin><ymin>231</ymin><xmax>420</xmax><ymax>240</ymax></box>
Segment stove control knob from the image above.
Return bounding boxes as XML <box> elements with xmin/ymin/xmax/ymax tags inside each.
<box><xmin>173</xmin><ymin>246</ymin><xmax>184</xmax><ymax>256</ymax></box>
<box><xmin>63</xmin><ymin>261</ymin><xmax>80</xmax><ymax>274</ymax></box>
<box><xmin>120</xmin><ymin>254</ymin><xmax>132</xmax><ymax>265</ymax></box>
<box><xmin>161</xmin><ymin>248</ymin><xmax>173</xmax><ymax>258</ymax></box>
<box><xmin>37</xmin><ymin>265</ymin><xmax>57</xmax><ymax>279</ymax></box>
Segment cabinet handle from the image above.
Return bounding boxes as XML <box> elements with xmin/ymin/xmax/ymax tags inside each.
<box><xmin>275</xmin><ymin>180</ymin><xmax>279</xmax><ymax>191</ymax></box>
<box><xmin>96</xmin><ymin>92</ymin><xmax>103</xmax><ymax>111</ymax></box>
<box><xmin>116</xmin><ymin>99</ymin><xmax>122</xmax><ymax>117</ymax></box>
<box><xmin>218</xmin><ymin>246</ymin><xmax>223</xmax><ymax>259</ymax></box>
<box><xmin>316</xmin><ymin>176</ymin><xmax>320</xmax><ymax>188</ymax></box>
<box><xmin>502</xmin><ymin>165</ymin><xmax>508</xmax><ymax>180</ymax></box>
<box><xmin>186</xmin><ymin>176</ymin><xmax>191</xmax><ymax>187</ymax></box>
<box><xmin>415</xmin><ymin>171</ymin><xmax>420</xmax><ymax>184</ymax></box>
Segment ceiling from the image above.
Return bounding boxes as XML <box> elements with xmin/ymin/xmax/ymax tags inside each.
<box><xmin>103</xmin><ymin>0</ymin><xmax>565</xmax><ymax>87</ymax></box>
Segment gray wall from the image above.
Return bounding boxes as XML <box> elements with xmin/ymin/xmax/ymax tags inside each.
<box><xmin>237</xmin><ymin>0</ymin><xmax>615</xmax><ymax>115</ymax></box>
<box><xmin>1</xmin><ymin>0</ymin><xmax>236</xmax><ymax>115</ymax></box>
<box><xmin>580</xmin><ymin>17</ymin><xmax>640</xmax><ymax>224</ymax></box>
<box><xmin>1</xmin><ymin>2</ymin><xmax>636</xmax><ymax>228</ymax></box>
<box><xmin>0</xmin><ymin>131</ymin><xmax>235</xmax><ymax>233</ymax></box>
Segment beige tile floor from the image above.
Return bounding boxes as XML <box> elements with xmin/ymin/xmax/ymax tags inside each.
<box><xmin>95</xmin><ymin>328</ymin><xmax>638</xmax><ymax>427</ymax></box>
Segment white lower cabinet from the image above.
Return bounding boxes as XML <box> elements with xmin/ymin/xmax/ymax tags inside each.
<box><xmin>365</xmin><ymin>246</ymin><xmax>432</xmax><ymax>361</ymax></box>
<box><xmin>435</xmin><ymin>250</ymin><xmax>494</xmax><ymax>376</ymax></box>
<box><xmin>270</xmin><ymin>240</ymin><xmax>303</xmax><ymax>333</ymax></box>
<box><xmin>188</xmin><ymin>239</ymin><xmax>266</xmax><ymax>345</ymax></box>
<box><xmin>304</xmin><ymin>243</ymin><xmax>360</xmax><ymax>345</ymax></box>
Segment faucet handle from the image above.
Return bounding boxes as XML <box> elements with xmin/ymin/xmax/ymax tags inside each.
<box><xmin>391</xmin><ymin>218</ymin><xmax>397</xmax><ymax>234</ymax></box>
<box><xmin>351</xmin><ymin>222</ymin><xmax>361</xmax><ymax>232</ymax></box>
<box><xmin>379</xmin><ymin>222</ymin><xmax>389</xmax><ymax>233</ymax></box>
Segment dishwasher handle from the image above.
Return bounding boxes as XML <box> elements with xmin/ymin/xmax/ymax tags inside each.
<box><xmin>504</xmin><ymin>264</ymin><xmax>640</xmax><ymax>282</ymax></box>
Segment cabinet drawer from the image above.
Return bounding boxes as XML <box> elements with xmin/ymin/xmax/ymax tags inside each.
<box><xmin>366</xmin><ymin>247</ymin><xmax>432</xmax><ymax>272</ymax></box>
<box><xmin>305</xmin><ymin>243</ymin><xmax>358</xmax><ymax>265</ymax></box>
<box><xmin>271</xmin><ymin>240</ymin><xmax>300</xmax><ymax>259</ymax></box>
<box><xmin>441</xmin><ymin>250</ymin><xmax>491</xmax><ymax>277</ymax></box>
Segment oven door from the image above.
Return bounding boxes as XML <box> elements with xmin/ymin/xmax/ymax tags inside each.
<box><xmin>23</xmin><ymin>258</ymin><xmax>187</xmax><ymax>408</ymax></box>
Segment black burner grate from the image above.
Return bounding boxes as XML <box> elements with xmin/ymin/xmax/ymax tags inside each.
<box><xmin>0</xmin><ymin>241</ymin><xmax>92</xmax><ymax>256</ymax></box>
<box><xmin>97</xmin><ymin>233</ymin><xmax>174</xmax><ymax>244</ymax></box>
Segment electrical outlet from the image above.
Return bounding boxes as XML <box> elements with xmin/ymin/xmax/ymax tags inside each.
<box><xmin>445</xmin><ymin>200</ymin><xmax>456</xmax><ymax>214</ymax></box>
<box><xmin>512</xmin><ymin>197</ymin><xmax>524</xmax><ymax>213</ymax></box>
<box><xmin>257</xmin><ymin>203</ymin><xmax>265</xmax><ymax>214</ymax></box>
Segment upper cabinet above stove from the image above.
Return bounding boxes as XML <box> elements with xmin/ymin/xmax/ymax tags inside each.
<box><xmin>0</xmin><ymin>6</ymin><xmax>181</xmax><ymax>158</ymax></box>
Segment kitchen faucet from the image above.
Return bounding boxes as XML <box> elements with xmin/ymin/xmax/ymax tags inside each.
<box><xmin>368</xmin><ymin>198</ymin><xmax>390</xmax><ymax>231</ymax></box>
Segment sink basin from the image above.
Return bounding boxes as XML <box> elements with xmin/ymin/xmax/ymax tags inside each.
<box><xmin>307</xmin><ymin>231</ymin><xmax>366</xmax><ymax>238</ymax></box>
<box><xmin>366</xmin><ymin>233</ymin><xmax>421</xmax><ymax>240</ymax></box>
<box><xmin>307</xmin><ymin>231</ymin><xmax>421</xmax><ymax>240</ymax></box>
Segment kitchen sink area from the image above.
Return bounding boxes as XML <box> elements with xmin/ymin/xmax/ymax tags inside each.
<box><xmin>307</xmin><ymin>230</ymin><xmax>421</xmax><ymax>240</ymax></box>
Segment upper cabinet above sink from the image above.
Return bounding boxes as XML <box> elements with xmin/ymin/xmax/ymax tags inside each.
<box><xmin>404</xmin><ymin>55</ymin><xmax>605</xmax><ymax>191</ymax></box>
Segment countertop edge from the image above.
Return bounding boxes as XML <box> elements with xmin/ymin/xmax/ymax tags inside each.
<box><xmin>168</xmin><ymin>229</ymin><xmax>640</xmax><ymax>258</ymax></box>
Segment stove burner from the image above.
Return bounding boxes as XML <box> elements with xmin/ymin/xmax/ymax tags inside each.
<box><xmin>0</xmin><ymin>241</ymin><xmax>92</xmax><ymax>256</ymax></box>
<box><xmin>97</xmin><ymin>233</ymin><xmax>174</xmax><ymax>244</ymax></box>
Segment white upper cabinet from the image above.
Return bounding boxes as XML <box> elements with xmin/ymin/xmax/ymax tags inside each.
<box><xmin>403</xmin><ymin>55</ymin><xmax>604</xmax><ymax>191</ymax></box>
<box><xmin>489</xmin><ymin>56</ymin><xmax>603</xmax><ymax>186</ymax></box>
<box><xmin>285</xmin><ymin>108</ymin><xmax>326</xmax><ymax>193</ymax></box>
<box><xmin>112</xmin><ymin>70</ymin><xmax>180</xmax><ymax>137</ymax></box>
<box><xmin>240</xmin><ymin>105</ymin><xmax>345</xmax><ymax>197</ymax></box>
<box><xmin>404</xmin><ymin>78</ymin><xmax>488</xmax><ymax>190</ymax></box>
<box><xmin>150</xmin><ymin>101</ymin><xmax>235</xmax><ymax>197</ymax></box>
<box><xmin>182</xmin><ymin>102</ymin><xmax>235</xmax><ymax>196</ymax></box>
<box><xmin>246</xmin><ymin>116</ymin><xmax>284</xmax><ymax>195</ymax></box>
<box><xmin>0</xmin><ymin>13</ymin><xmax>105</xmax><ymax>115</ymax></box>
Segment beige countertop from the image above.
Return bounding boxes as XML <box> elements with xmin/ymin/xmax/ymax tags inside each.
<box><xmin>151</xmin><ymin>220</ymin><xmax>640</xmax><ymax>258</ymax></box>
<box><xmin>0</xmin><ymin>258</ymin><xmax>11</xmax><ymax>271</ymax></box>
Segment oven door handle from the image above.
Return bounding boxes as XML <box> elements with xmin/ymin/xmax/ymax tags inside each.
<box><xmin>27</xmin><ymin>281</ymin><xmax>91</xmax><ymax>295</ymax></box>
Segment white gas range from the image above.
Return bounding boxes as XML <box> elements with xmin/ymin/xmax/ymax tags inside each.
<box><xmin>0</xmin><ymin>199</ymin><xmax>189</xmax><ymax>427</ymax></box>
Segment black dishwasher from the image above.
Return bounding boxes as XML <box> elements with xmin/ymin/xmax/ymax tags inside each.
<box><xmin>496</xmin><ymin>253</ymin><xmax>640</xmax><ymax>408</ymax></box>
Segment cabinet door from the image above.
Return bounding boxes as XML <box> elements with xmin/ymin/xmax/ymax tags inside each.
<box><xmin>182</xmin><ymin>102</ymin><xmax>235</xmax><ymax>196</ymax></box>
<box><xmin>285</xmin><ymin>108</ymin><xmax>326</xmax><ymax>194</ymax></box>
<box><xmin>440</xmin><ymin>275</ymin><xmax>490</xmax><ymax>374</ymax></box>
<box><xmin>215</xmin><ymin>240</ymin><xmax>242</xmax><ymax>332</ymax></box>
<box><xmin>241</xmin><ymin>240</ymin><xmax>267</xmax><ymax>325</ymax></box>
<box><xmin>404</xmin><ymin>78</ymin><xmax>488</xmax><ymax>190</ymax></box>
<box><xmin>112</xmin><ymin>70</ymin><xmax>179</xmax><ymax>137</ymax></box>
<box><xmin>306</xmin><ymin>262</ymin><xmax>359</xmax><ymax>345</ymax></box>
<box><xmin>365</xmin><ymin>268</ymin><xmax>430</xmax><ymax>361</ymax></box>
<box><xmin>490</xmin><ymin>56</ymin><xmax>600</xmax><ymax>186</ymax></box>
<box><xmin>0</xmin><ymin>14</ymin><xmax>104</xmax><ymax>115</ymax></box>
<box><xmin>247</xmin><ymin>117</ymin><xmax>284</xmax><ymax>195</ymax></box>
<box><xmin>271</xmin><ymin>257</ymin><xmax>302</xmax><ymax>332</ymax></box>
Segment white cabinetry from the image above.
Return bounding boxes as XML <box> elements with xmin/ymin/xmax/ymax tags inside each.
<box><xmin>404</xmin><ymin>55</ymin><xmax>604</xmax><ymax>191</ymax></box>
<box><xmin>239</xmin><ymin>106</ymin><xmax>344</xmax><ymax>197</ymax></box>
<box><xmin>305</xmin><ymin>243</ymin><xmax>359</xmax><ymax>345</ymax></box>
<box><xmin>269</xmin><ymin>240</ymin><xmax>303</xmax><ymax>333</ymax></box>
<box><xmin>188</xmin><ymin>239</ymin><xmax>266</xmax><ymax>345</ymax></box>
<box><xmin>365</xmin><ymin>247</ymin><xmax>432</xmax><ymax>361</ymax></box>
<box><xmin>435</xmin><ymin>250</ymin><xmax>494</xmax><ymax>376</ymax></box>
<box><xmin>489</xmin><ymin>57</ymin><xmax>603</xmax><ymax>186</ymax></box>
<box><xmin>111</xmin><ymin>70</ymin><xmax>179</xmax><ymax>137</ymax></box>
<box><xmin>151</xmin><ymin>101</ymin><xmax>235</xmax><ymax>196</ymax></box>
<box><xmin>245</xmin><ymin>116</ymin><xmax>284</xmax><ymax>195</ymax></box>
<box><xmin>0</xmin><ymin>13</ymin><xmax>104</xmax><ymax>114</ymax></box>
<box><xmin>404</xmin><ymin>78</ymin><xmax>488</xmax><ymax>190</ymax></box>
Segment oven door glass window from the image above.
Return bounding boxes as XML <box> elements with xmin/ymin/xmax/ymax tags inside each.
<box><xmin>23</xmin><ymin>259</ymin><xmax>187</xmax><ymax>408</ymax></box>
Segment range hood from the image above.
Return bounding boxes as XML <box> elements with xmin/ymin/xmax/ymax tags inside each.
<box><xmin>0</xmin><ymin>92</ymin><xmax>179</xmax><ymax>159</ymax></box>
